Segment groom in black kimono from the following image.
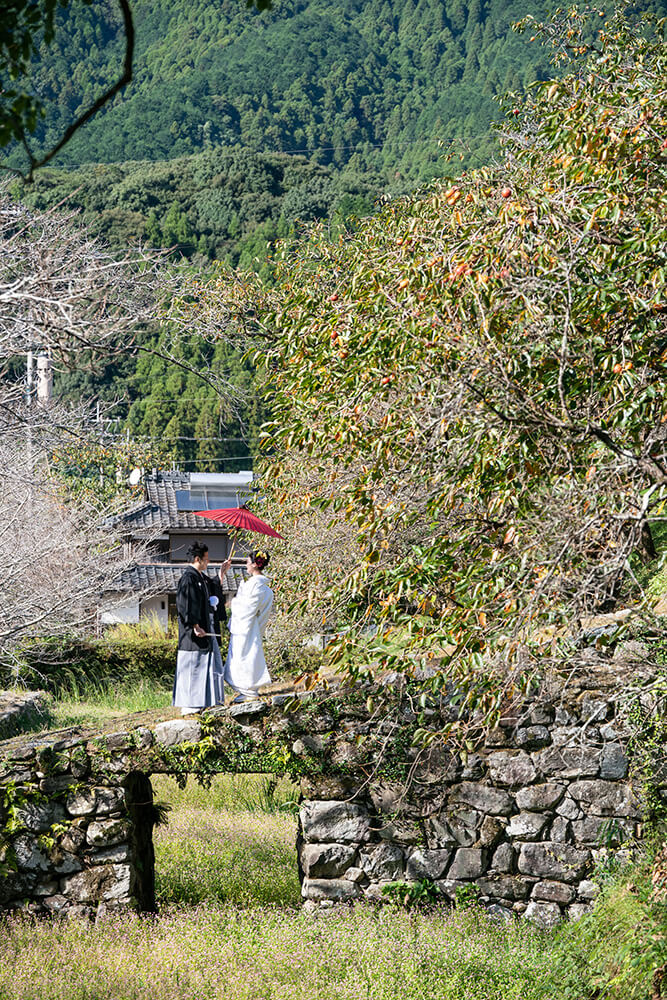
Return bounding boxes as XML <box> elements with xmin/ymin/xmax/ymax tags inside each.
<box><xmin>173</xmin><ymin>542</ymin><xmax>230</xmax><ymax>714</ymax></box>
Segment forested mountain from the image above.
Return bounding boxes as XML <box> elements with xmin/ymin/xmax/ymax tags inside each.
<box><xmin>13</xmin><ymin>0</ymin><xmax>666</xmax><ymax>474</ymax></box>
<box><xmin>17</xmin><ymin>0</ymin><xmax>662</xmax><ymax>180</ymax></box>
<box><xmin>15</xmin><ymin>146</ymin><xmax>377</xmax><ymax>267</ymax></box>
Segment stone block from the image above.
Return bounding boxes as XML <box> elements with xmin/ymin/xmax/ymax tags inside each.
<box><xmin>423</xmin><ymin>816</ymin><xmax>456</xmax><ymax>849</ymax></box>
<box><xmin>60</xmin><ymin>865</ymin><xmax>115</xmax><ymax>904</ymax></box>
<box><xmin>549</xmin><ymin>817</ymin><xmax>571</xmax><ymax>843</ymax></box>
<box><xmin>568</xmin><ymin>902</ymin><xmax>592</xmax><ymax>921</ymax></box>
<box><xmin>568</xmin><ymin>780</ymin><xmax>639</xmax><ymax>818</ymax></box>
<box><xmin>134</xmin><ymin>727</ymin><xmax>154</xmax><ymax>748</ymax></box>
<box><xmin>529</xmin><ymin>705</ymin><xmax>555</xmax><ymax>726</ymax></box>
<box><xmin>405</xmin><ymin>848</ymin><xmax>451</xmax><ymax>881</ymax></box>
<box><xmin>300</xmin><ymin>800</ymin><xmax>371</xmax><ymax>844</ymax></box>
<box><xmin>12</xmin><ymin>834</ymin><xmax>49</xmax><ymax>871</ymax></box>
<box><xmin>478</xmin><ymin>816</ymin><xmax>505</xmax><ymax>848</ymax></box>
<box><xmin>486</xmin><ymin>903</ymin><xmax>513</xmax><ymax>921</ymax></box>
<box><xmin>154</xmin><ymin>719</ymin><xmax>201</xmax><ymax>747</ymax></box>
<box><xmin>577</xmin><ymin>880</ymin><xmax>600</xmax><ymax>901</ymax></box>
<box><xmin>86</xmin><ymin>819</ymin><xmax>130</xmax><ymax>848</ymax></box>
<box><xmin>43</xmin><ymin>894</ymin><xmax>69</xmax><ymax>913</ymax></box>
<box><xmin>434</xmin><ymin>879</ymin><xmax>465</xmax><ymax>900</ymax></box>
<box><xmin>228</xmin><ymin>700</ymin><xmax>267</xmax><ymax>720</ymax></box>
<box><xmin>359</xmin><ymin>844</ymin><xmax>404</xmax><ymax>881</ymax></box>
<box><xmin>477</xmin><ymin>875</ymin><xmax>531</xmax><ymax>900</ymax></box>
<box><xmin>344</xmin><ymin>867</ymin><xmax>365</xmax><ymax>883</ymax></box>
<box><xmin>448</xmin><ymin>848</ymin><xmax>487</xmax><ymax>880</ymax></box>
<box><xmin>61</xmin><ymin>825</ymin><xmax>86</xmax><ymax>853</ymax></box>
<box><xmin>515</xmin><ymin>726</ymin><xmax>551</xmax><ymax>750</ymax></box>
<box><xmin>39</xmin><ymin>775</ymin><xmax>76</xmax><ymax>796</ymax></box>
<box><xmin>491</xmin><ymin>843</ymin><xmax>515</xmax><ymax>873</ymax></box>
<box><xmin>525</xmin><ymin>900</ymin><xmax>562</xmax><ymax>929</ymax></box>
<box><xmin>581</xmin><ymin>696</ymin><xmax>609</xmax><ymax>723</ymax></box>
<box><xmin>0</xmin><ymin>872</ymin><xmax>36</xmax><ymax>905</ymax></box>
<box><xmin>377</xmin><ymin>819</ymin><xmax>423</xmax><ymax>845</ymax></box>
<box><xmin>67</xmin><ymin>788</ymin><xmax>97</xmax><ymax>816</ymax></box>
<box><xmin>53</xmin><ymin>852</ymin><xmax>82</xmax><ymax>875</ymax></box>
<box><xmin>515</xmin><ymin>783</ymin><xmax>564</xmax><ymax>811</ymax></box>
<box><xmin>556</xmin><ymin>796</ymin><xmax>582</xmax><ymax>820</ymax></box>
<box><xmin>534</xmin><ymin>747</ymin><xmax>600</xmax><ymax>779</ymax></box>
<box><xmin>507</xmin><ymin>812</ymin><xmax>547</xmax><ymax>841</ymax></box>
<box><xmin>448</xmin><ymin>808</ymin><xmax>480</xmax><ymax>847</ymax></box>
<box><xmin>532</xmin><ymin>880</ymin><xmax>575</xmax><ymax>904</ymax></box>
<box><xmin>301</xmin><ymin>878</ymin><xmax>360</xmax><ymax>902</ymax></box>
<box><xmin>103</xmin><ymin>864</ymin><xmax>132</xmax><ymax>901</ymax></box>
<box><xmin>569</xmin><ymin>817</ymin><xmax>606</xmax><ymax>845</ymax></box>
<box><xmin>300</xmin><ymin>776</ymin><xmax>356</xmax><ymax>800</ymax></box>
<box><xmin>88</xmin><ymin>845</ymin><xmax>130</xmax><ymax>864</ymax></box>
<box><xmin>15</xmin><ymin>801</ymin><xmax>65</xmax><ymax>833</ymax></box>
<box><xmin>104</xmin><ymin>732</ymin><xmax>134</xmax><ymax>750</ymax></box>
<box><xmin>34</xmin><ymin>879</ymin><xmax>59</xmax><ymax>896</ymax></box>
<box><xmin>599</xmin><ymin>745</ymin><xmax>629</xmax><ymax>780</ymax></box>
<box><xmin>518</xmin><ymin>843</ymin><xmax>591</xmax><ymax>883</ymax></box>
<box><xmin>551</xmin><ymin>726</ymin><xmax>580</xmax><ymax>747</ymax></box>
<box><xmin>94</xmin><ymin>787</ymin><xmax>126</xmax><ymax>816</ymax></box>
<box><xmin>301</xmin><ymin>843</ymin><xmax>357</xmax><ymax>878</ymax></box>
<box><xmin>460</xmin><ymin>754</ymin><xmax>485</xmax><ymax>779</ymax></box>
<box><xmin>450</xmin><ymin>783</ymin><xmax>512</xmax><ymax>816</ymax></box>
<box><xmin>362</xmin><ymin>881</ymin><xmax>401</xmax><ymax>903</ymax></box>
<box><xmin>487</xmin><ymin>752</ymin><xmax>537</xmax><ymax>787</ymax></box>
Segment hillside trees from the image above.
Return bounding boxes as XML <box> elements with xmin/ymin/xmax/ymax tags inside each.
<box><xmin>14</xmin><ymin>147</ymin><xmax>380</xmax><ymax>264</ymax></box>
<box><xmin>1</xmin><ymin>0</ymin><xmax>133</xmax><ymax>178</ymax></box>
<box><xmin>6</xmin><ymin>0</ymin><xmax>631</xmax><ymax>179</ymax></box>
<box><xmin>181</xmin><ymin>8</ymin><xmax>667</xmax><ymax>731</ymax></box>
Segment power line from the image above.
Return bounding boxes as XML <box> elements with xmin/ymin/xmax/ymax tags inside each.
<box><xmin>101</xmin><ymin>434</ymin><xmax>249</xmax><ymax>442</ymax></box>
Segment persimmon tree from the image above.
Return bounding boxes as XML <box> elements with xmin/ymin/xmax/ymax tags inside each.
<box><xmin>180</xmin><ymin>8</ymin><xmax>667</xmax><ymax>730</ymax></box>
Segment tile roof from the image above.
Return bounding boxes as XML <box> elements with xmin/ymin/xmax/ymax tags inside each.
<box><xmin>116</xmin><ymin>564</ymin><xmax>246</xmax><ymax>595</ymax></box>
<box><xmin>118</xmin><ymin>471</ymin><xmax>234</xmax><ymax>532</ymax></box>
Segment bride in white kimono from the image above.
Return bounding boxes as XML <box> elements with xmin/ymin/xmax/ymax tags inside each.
<box><xmin>224</xmin><ymin>549</ymin><xmax>274</xmax><ymax>701</ymax></box>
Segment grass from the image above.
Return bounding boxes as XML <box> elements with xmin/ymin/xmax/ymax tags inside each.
<box><xmin>0</xmin><ymin>902</ymin><xmax>577</xmax><ymax>1000</ymax></box>
<box><xmin>47</xmin><ymin>677</ymin><xmax>172</xmax><ymax>729</ymax></box>
<box><xmin>152</xmin><ymin>773</ymin><xmax>301</xmax><ymax>907</ymax></box>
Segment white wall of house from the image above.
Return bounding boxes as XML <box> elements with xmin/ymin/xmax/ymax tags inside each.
<box><xmin>100</xmin><ymin>601</ymin><xmax>140</xmax><ymax>625</ymax></box>
<box><xmin>140</xmin><ymin>594</ymin><xmax>169</xmax><ymax>631</ymax></box>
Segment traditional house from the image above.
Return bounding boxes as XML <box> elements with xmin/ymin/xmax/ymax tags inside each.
<box><xmin>101</xmin><ymin>470</ymin><xmax>253</xmax><ymax>629</ymax></box>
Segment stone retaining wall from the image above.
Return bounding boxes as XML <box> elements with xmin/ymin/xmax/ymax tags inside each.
<box><xmin>0</xmin><ymin>653</ymin><xmax>661</xmax><ymax>925</ymax></box>
<box><xmin>296</xmin><ymin>691</ymin><xmax>640</xmax><ymax>926</ymax></box>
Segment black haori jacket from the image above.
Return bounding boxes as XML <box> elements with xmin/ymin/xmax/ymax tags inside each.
<box><xmin>176</xmin><ymin>565</ymin><xmax>211</xmax><ymax>652</ymax></box>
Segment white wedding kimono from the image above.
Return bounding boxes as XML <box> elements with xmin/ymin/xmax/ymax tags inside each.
<box><xmin>224</xmin><ymin>573</ymin><xmax>273</xmax><ymax>696</ymax></box>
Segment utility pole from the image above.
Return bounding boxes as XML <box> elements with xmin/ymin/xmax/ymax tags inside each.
<box><xmin>35</xmin><ymin>353</ymin><xmax>53</xmax><ymax>406</ymax></box>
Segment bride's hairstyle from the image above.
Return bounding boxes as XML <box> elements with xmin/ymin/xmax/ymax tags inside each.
<box><xmin>251</xmin><ymin>549</ymin><xmax>270</xmax><ymax>570</ymax></box>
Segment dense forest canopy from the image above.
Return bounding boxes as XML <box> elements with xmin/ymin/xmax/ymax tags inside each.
<box><xmin>15</xmin><ymin>145</ymin><xmax>379</xmax><ymax>265</ymax></box>
<box><xmin>15</xmin><ymin>0</ymin><xmax>667</xmax><ymax>180</ymax></box>
<box><xmin>7</xmin><ymin>0</ymin><xmax>667</xmax><ymax>479</ymax></box>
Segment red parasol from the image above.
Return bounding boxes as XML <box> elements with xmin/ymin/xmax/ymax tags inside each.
<box><xmin>194</xmin><ymin>505</ymin><xmax>284</xmax><ymax>539</ymax></box>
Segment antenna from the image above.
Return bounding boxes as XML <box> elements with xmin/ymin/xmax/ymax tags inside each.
<box><xmin>128</xmin><ymin>468</ymin><xmax>142</xmax><ymax>486</ymax></box>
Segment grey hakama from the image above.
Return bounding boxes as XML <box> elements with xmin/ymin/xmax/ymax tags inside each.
<box><xmin>173</xmin><ymin>565</ymin><xmax>225</xmax><ymax>711</ymax></box>
<box><xmin>224</xmin><ymin>573</ymin><xmax>273</xmax><ymax>697</ymax></box>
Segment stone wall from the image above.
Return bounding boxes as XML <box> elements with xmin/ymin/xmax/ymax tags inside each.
<box><xmin>296</xmin><ymin>690</ymin><xmax>639</xmax><ymax>926</ymax></box>
<box><xmin>0</xmin><ymin>653</ymin><xmax>661</xmax><ymax>924</ymax></box>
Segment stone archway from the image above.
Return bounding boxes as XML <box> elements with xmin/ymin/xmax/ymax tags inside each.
<box><xmin>0</xmin><ymin>661</ymin><xmax>658</xmax><ymax>924</ymax></box>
